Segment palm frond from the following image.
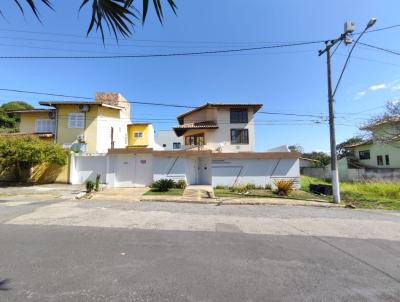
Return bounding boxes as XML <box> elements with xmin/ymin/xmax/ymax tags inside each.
<box><xmin>12</xmin><ymin>0</ymin><xmax>53</xmax><ymax>21</ymax></box>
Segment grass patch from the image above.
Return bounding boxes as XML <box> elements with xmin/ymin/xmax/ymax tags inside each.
<box><xmin>300</xmin><ymin>176</ymin><xmax>400</xmax><ymax>210</ymax></box>
<box><xmin>143</xmin><ymin>188</ymin><xmax>184</xmax><ymax>196</ymax></box>
<box><xmin>214</xmin><ymin>188</ymin><xmax>330</xmax><ymax>202</ymax></box>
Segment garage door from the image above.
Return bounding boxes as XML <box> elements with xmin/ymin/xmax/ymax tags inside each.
<box><xmin>115</xmin><ymin>155</ymin><xmax>152</xmax><ymax>187</ymax></box>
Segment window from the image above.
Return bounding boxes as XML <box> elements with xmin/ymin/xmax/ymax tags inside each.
<box><xmin>231</xmin><ymin>129</ymin><xmax>249</xmax><ymax>144</ymax></box>
<box><xmin>359</xmin><ymin>150</ymin><xmax>370</xmax><ymax>160</ymax></box>
<box><xmin>134</xmin><ymin>132</ymin><xmax>144</xmax><ymax>138</ymax></box>
<box><xmin>230</xmin><ymin>108</ymin><xmax>248</xmax><ymax>123</ymax></box>
<box><xmin>162</xmin><ymin>144</ymin><xmax>167</xmax><ymax>148</ymax></box>
<box><xmin>173</xmin><ymin>142</ymin><xmax>181</xmax><ymax>149</ymax></box>
<box><xmin>35</xmin><ymin>119</ymin><xmax>55</xmax><ymax>133</ymax></box>
<box><xmin>68</xmin><ymin>113</ymin><xmax>84</xmax><ymax>129</ymax></box>
<box><xmin>385</xmin><ymin>155</ymin><xmax>390</xmax><ymax>165</ymax></box>
<box><xmin>377</xmin><ymin>155</ymin><xmax>383</xmax><ymax>166</ymax></box>
<box><xmin>185</xmin><ymin>134</ymin><xmax>205</xmax><ymax>146</ymax></box>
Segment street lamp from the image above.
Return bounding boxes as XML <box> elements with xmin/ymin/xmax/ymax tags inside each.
<box><xmin>318</xmin><ymin>18</ymin><xmax>377</xmax><ymax>204</ymax></box>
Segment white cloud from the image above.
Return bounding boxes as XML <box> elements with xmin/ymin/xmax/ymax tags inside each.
<box><xmin>355</xmin><ymin>91</ymin><xmax>366</xmax><ymax>100</ymax></box>
<box><xmin>369</xmin><ymin>84</ymin><xmax>387</xmax><ymax>91</ymax></box>
<box><xmin>392</xmin><ymin>84</ymin><xmax>400</xmax><ymax>91</ymax></box>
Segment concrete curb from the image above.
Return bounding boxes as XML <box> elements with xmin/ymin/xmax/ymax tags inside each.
<box><xmin>140</xmin><ymin>196</ymin><xmax>341</xmax><ymax>208</ymax></box>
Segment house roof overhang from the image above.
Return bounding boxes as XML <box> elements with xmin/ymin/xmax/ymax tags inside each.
<box><xmin>173</xmin><ymin>121</ymin><xmax>219</xmax><ymax>137</ymax></box>
<box><xmin>5</xmin><ymin>109</ymin><xmax>54</xmax><ymax>114</ymax></box>
<box><xmin>176</xmin><ymin>103</ymin><xmax>263</xmax><ymax>125</ymax></box>
<box><xmin>39</xmin><ymin>101</ymin><xmax>124</xmax><ymax>110</ymax></box>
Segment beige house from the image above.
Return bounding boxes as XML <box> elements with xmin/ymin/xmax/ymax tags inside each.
<box><xmin>345</xmin><ymin>117</ymin><xmax>400</xmax><ymax>168</ymax></box>
<box><xmin>173</xmin><ymin>103</ymin><xmax>262</xmax><ymax>152</ymax></box>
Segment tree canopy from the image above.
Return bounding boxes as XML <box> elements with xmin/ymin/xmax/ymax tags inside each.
<box><xmin>2</xmin><ymin>0</ymin><xmax>177</xmax><ymax>41</ymax></box>
<box><xmin>336</xmin><ymin>136</ymin><xmax>364</xmax><ymax>159</ymax></box>
<box><xmin>0</xmin><ymin>136</ymin><xmax>67</xmax><ymax>180</ymax></box>
<box><xmin>302</xmin><ymin>151</ymin><xmax>331</xmax><ymax>168</ymax></box>
<box><xmin>0</xmin><ymin>101</ymin><xmax>33</xmax><ymax>131</ymax></box>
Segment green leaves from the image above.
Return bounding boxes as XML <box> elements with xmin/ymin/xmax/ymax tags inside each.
<box><xmin>5</xmin><ymin>0</ymin><xmax>178</xmax><ymax>42</ymax></box>
<box><xmin>0</xmin><ymin>136</ymin><xmax>67</xmax><ymax>169</ymax></box>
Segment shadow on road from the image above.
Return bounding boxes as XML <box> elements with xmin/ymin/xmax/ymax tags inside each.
<box><xmin>0</xmin><ymin>279</ymin><xmax>11</xmax><ymax>290</ymax></box>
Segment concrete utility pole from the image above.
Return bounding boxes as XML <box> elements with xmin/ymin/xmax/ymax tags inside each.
<box><xmin>319</xmin><ymin>19</ymin><xmax>377</xmax><ymax>204</ymax></box>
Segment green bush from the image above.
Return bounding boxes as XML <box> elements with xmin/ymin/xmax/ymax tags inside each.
<box><xmin>265</xmin><ymin>183</ymin><xmax>272</xmax><ymax>190</ymax></box>
<box><xmin>86</xmin><ymin>180</ymin><xmax>95</xmax><ymax>193</ymax></box>
<box><xmin>175</xmin><ymin>180</ymin><xmax>187</xmax><ymax>189</ymax></box>
<box><xmin>273</xmin><ymin>179</ymin><xmax>295</xmax><ymax>196</ymax></box>
<box><xmin>151</xmin><ymin>179</ymin><xmax>176</xmax><ymax>192</ymax></box>
<box><xmin>231</xmin><ymin>183</ymin><xmax>257</xmax><ymax>194</ymax></box>
<box><xmin>95</xmin><ymin>174</ymin><xmax>101</xmax><ymax>192</ymax></box>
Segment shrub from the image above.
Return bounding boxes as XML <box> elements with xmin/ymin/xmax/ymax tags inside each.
<box><xmin>273</xmin><ymin>179</ymin><xmax>295</xmax><ymax>196</ymax></box>
<box><xmin>231</xmin><ymin>183</ymin><xmax>256</xmax><ymax>194</ymax></box>
<box><xmin>152</xmin><ymin>179</ymin><xmax>176</xmax><ymax>192</ymax></box>
<box><xmin>95</xmin><ymin>174</ymin><xmax>101</xmax><ymax>192</ymax></box>
<box><xmin>175</xmin><ymin>180</ymin><xmax>187</xmax><ymax>189</ymax></box>
<box><xmin>265</xmin><ymin>183</ymin><xmax>272</xmax><ymax>190</ymax></box>
<box><xmin>86</xmin><ymin>180</ymin><xmax>95</xmax><ymax>193</ymax></box>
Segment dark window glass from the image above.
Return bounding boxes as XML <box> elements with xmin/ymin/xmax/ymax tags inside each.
<box><xmin>162</xmin><ymin>144</ymin><xmax>167</xmax><ymax>147</ymax></box>
<box><xmin>359</xmin><ymin>150</ymin><xmax>370</xmax><ymax>160</ymax></box>
<box><xmin>173</xmin><ymin>142</ymin><xmax>181</xmax><ymax>149</ymax></box>
<box><xmin>184</xmin><ymin>134</ymin><xmax>205</xmax><ymax>146</ymax></box>
<box><xmin>377</xmin><ymin>155</ymin><xmax>383</xmax><ymax>166</ymax></box>
<box><xmin>385</xmin><ymin>155</ymin><xmax>390</xmax><ymax>165</ymax></box>
<box><xmin>230</xmin><ymin>129</ymin><xmax>249</xmax><ymax>144</ymax></box>
<box><xmin>230</xmin><ymin>109</ymin><xmax>248</xmax><ymax>123</ymax></box>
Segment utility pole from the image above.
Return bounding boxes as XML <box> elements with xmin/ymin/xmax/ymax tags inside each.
<box><xmin>319</xmin><ymin>19</ymin><xmax>377</xmax><ymax>204</ymax></box>
<box><xmin>319</xmin><ymin>40</ymin><xmax>342</xmax><ymax>203</ymax></box>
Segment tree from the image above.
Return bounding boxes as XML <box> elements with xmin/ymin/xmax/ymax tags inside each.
<box><xmin>302</xmin><ymin>151</ymin><xmax>331</xmax><ymax>168</ymax></box>
<box><xmin>288</xmin><ymin>144</ymin><xmax>304</xmax><ymax>153</ymax></box>
<box><xmin>0</xmin><ymin>101</ymin><xmax>33</xmax><ymax>132</ymax></box>
<box><xmin>1</xmin><ymin>0</ymin><xmax>177</xmax><ymax>41</ymax></box>
<box><xmin>0</xmin><ymin>136</ymin><xmax>67</xmax><ymax>180</ymax></box>
<box><xmin>363</xmin><ymin>100</ymin><xmax>400</xmax><ymax>144</ymax></box>
<box><xmin>336</xmin><ymin>136</ymin><xmax>364</xmax><ymax>159</ymax></box>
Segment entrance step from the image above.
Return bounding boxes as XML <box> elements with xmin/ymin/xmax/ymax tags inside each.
<box><xmin>183</xmin><ymin>185</ymin><xmax>215</xmax><ymax>200</ymax></box>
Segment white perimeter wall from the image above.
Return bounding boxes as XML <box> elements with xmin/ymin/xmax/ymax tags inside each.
<box><xmin>70</xmin><ymin>154</ymin><xmax>107</xmax><ymax>184</ymax></box>
<box><xmin>212</xmin><ymin>158</ymin><xmax>300</xmax><ymax>188</ymax></box>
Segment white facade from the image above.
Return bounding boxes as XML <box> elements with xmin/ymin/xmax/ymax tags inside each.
<box><xmin>70</xmin><ymin>152</ymin><xmax>300</xmax><ymax>189</ymax></box>
<box><xmin>175</xmin><ymin>105</ymin><xmax>259</xmax><ymax>152</ymax></box>
<box><xmin>155</xmin><ymin>130</ymin><xmax>183</xmax><ymax>150</ymax></box>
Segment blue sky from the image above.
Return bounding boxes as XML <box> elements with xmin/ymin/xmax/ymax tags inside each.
<box><xmin>0</xmin><ymin>0</ymin><xmax>399</xmax><ymax>152</ymax></box>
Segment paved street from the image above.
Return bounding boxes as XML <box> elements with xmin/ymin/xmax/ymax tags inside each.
<box><xmin>0</xmin><ymin>197</ymin><xmax>400</xmax><ymax>301</ymax></box>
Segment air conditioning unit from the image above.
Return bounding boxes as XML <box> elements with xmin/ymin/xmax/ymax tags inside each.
<box><xmin>77</xmin><ymin>135</ymin><xmax>86</xmax><ymax>143</ymax></box>
<box><xmin>48</xmin><ymin>111</ymin><xmax>56</xmax><ymax>119</ymax></box>
<box><xmin>79</xmin><ymin>104</ymin><xmax>90</xmax><ymax>112</ymax></box>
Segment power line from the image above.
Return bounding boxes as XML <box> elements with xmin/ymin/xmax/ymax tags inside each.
<box><xmin>0</xmin><ymin>88</ymin><xmax>329</xmax><ymax>118</ymax></box>
<box><xmin>358</xmin><ymin>42</ymin><xmax>400</xmax><ymax>56</ymax></box>
<box><xmin>0</xmin><ymin>41</ymin><xmax>323</xmax><ymax>59</ymax></box>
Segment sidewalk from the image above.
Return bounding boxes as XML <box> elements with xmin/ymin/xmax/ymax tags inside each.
<box><xmin>140</xmin><ymin>194</ymin><xmax>339</xmax><ymax>208</ymax></box>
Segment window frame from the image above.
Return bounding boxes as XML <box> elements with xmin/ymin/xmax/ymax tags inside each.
<box><xmin>173</xmin><ymin>142</ymin><xmax>181</xmax><ymax>149</ymax></box>
<box><xmin>230</xmin><ymin>108</ymin><xmax>248</xmax><ymax>124</ymax></box>
<box><xmin>358</xmin><ymin>150</ymin><xmax>370</xmax><ymax>160</ymax></box>
<box><xmin>184</xmin><ymin>133</ymin><xmax>205</xmax><ymax>146</ymax></box>
<box><xmin>133</xmin><ymin>132</ymin><xmax>144</xmax><ymax>138</ymax></box>
<box><xmin>377</xmin><ymin>155</ymin><xmax>383</xmax><ymax>166</ymax></box>
<box><xmin>68</xmin><ymin>112</ymin><xmax>85</xmax><ymax>129</ymax></box>
<box><xmin>385</xmin><ymin>155</ymin><xmax>390</xmax><ymax>165</ymax></box>
<box><xmin>35</xmin><ymin>119</ymin><xmax>55</xmax><ymax>133</ymax></box>
<box><xmin>230</xmin><ymin>128</ymin><xmax>249</xmax><ymax>145</ymax></box>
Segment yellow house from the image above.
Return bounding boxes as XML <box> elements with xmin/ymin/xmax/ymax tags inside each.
<box><xmin>4</xmin><ymin>108</ymin><xmax>56</xmax><ymax>142</ymax></box>
<box><xmin>8</xmin><ymin>92</ymin><xmax>132</xmax><ymax>154</ymax></box>
<box><xmin>127</xmin><ymin>123</ymin><xmax>155</xmax><ymax>148</ymax></box>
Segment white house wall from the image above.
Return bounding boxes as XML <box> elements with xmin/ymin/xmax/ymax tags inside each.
<box><xmin>211</xmin><ymin>158</ymin><xmax>300</xmax><ymax>188</ymax></box>
<box><xmin>70</xmin><ymin>155</ymin><xmax>107</xmax><ymax>184</ymax></box>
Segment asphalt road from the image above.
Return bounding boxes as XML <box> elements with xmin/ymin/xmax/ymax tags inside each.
<box><xmin>0</xmin><ymin>198</ymin><xmax>399</xmax><ymax>301</ymax></box>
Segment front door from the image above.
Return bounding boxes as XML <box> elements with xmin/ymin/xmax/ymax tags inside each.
<box><xmin>198</xmin><ymin>157</ymin><xmax>211</xmax><ymax>185</ymax></box>
<box><xmin>115</xmin><ymin>156</ymin><xmax>135</xmax><ymax>187</ymax></box>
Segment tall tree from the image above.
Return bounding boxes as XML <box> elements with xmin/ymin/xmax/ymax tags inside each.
<box><xmin>1</xmin><ymin>0</ymin><xmax>177</xmax><ymax>41</ymax></box>
<box><xmin>363</xmin><ymin>100</ymin><xmax>400</xmax><ymax>144</ymax></box>
<box><xmin>0</xmin><ymin>101</ymin><xmax>33</xmax><ymax>131</ymax></box>
<box><xmin>336</xmin><ymin>136</ymin><xmax>364</xmax><ymax>159</ymax></box>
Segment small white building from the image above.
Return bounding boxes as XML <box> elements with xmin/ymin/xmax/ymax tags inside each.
<box><xmin>155</xmin><ymin>130</ymin><xmax>183</xmax><ymax>150</ymax></box>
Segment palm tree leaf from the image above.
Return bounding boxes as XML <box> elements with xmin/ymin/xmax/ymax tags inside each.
<box><xmin>15</xmin><ymin>0</ymin><xmax>53</xmax><ymax>21</ymax></box>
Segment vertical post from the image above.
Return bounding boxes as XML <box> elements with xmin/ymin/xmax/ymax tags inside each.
<box><xmin>326</xmin><ymin>46</ymin><xmax>341</xmax><ymax>203</ymax></box>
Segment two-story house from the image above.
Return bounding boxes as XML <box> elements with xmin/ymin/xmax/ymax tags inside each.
<box><xmin>345</xmin><ymin>117</ymin><xmax>400</xmax><ymax>168</ymax></box>
<box><xmin>9</xmin><ymin>92</ymin><xmax>131</xmax><ymax>154</ymax></box>
<box><xmin>173</xmin><ymin>103</ymin><xmax>261</xmax><ymax>152</ymax></box>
